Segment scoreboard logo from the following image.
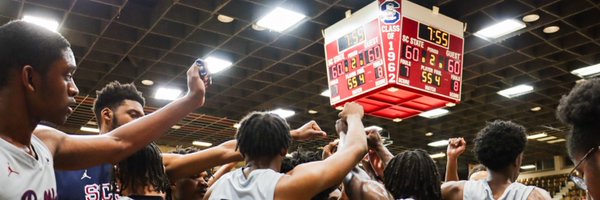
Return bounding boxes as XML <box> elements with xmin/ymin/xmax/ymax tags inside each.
<box><xmin>380</xmin><ymin>0</ymin><xmax>400</xmax><ymax>24</ymax></box>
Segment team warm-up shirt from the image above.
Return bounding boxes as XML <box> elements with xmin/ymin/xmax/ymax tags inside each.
<box><xmin>55</xmin><ymin>164</ymin><xmax>117</xmax><ymax>200</ymax></box>
<box><xmin>0</xmin><ymin>135</ymin><xmax>57</xmax><ymax>199</ymax></box>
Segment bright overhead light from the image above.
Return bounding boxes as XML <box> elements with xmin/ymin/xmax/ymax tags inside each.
<box><xmin>23</xmin><ymin>15</ymin><xmax>59</xmax><ymax>32</ymax></box>
<box><xmin>171</xmin><ymin>125</ymin><xmax>181</xmax><ymax>129</ymax></box>
<box><xmin>428</xmin><ymin>139</ymin><xmax>449</xmax><ymax>147</ymax></box>
<box><xmin>522</xmin><ymin>14</ymin><xmax>539</xmax><ymax>22</ymax></box>
<box><xmin>497</xmin><ymin>84</ymin><xmax>534</xmax><ymax>98</ymax></box>
<box><xmin>537</xmin><ymin>136</ymin><xmax>557</xmax><ymax>141</ymax></box>
<box><xmin>269</xmin><ymin>108</ymin><xmax>295</xmax><ymax>119</ymax></box>
<box><xmin>530</xmin><ymin>107</ymin><xmax>541</xmax><ymax>112</ymax></box>
<box><xmin>141</xmin><ymin>80</ymin><xmax>154</xmax><ymax>86</ymax></box>
<box><xmin>335</xmin><ymin>106</ymin><xmax>344</xmax><ymax>111</ymax></box>
<box><xmin>419</xmin><ymin>108</ymin><xmax>449</xmax><ymax>119</ymax></box>
<box><xmin>217</xmin><ymin>14</ymin><xmax>234</xmax><ymax>23</ymax></box>
<box><xmin>425</xmin><ymin>132</ymin><xmax>433</xmax><ymax>136</ymax></box>
<box><xmin>154</xmin><ymin>87</ymin><xmax>182</xmax><ymax>100</ymax></box>
<box><xmin>192</xmin><ymin>141</ymin><xmax>212</xmax><ymax>147</ymax></box>
<box><xmin>527</xmin><ymin>133</ymin><xmax>547</xmax><ymax>139</ymax></box>
<box><xmin>256</xmin><ymin>7</ymin><xmax>306</xmax><ymax>32</ymax></box>
<box><xmin>520</xmin><ymin>164</ymin><xmax>536</xmax><ymax>170</ymax></box>
<box><xmin>252</xmin><ymin>24</ymin><xmax>266</xmax><ymax>31</ymax></box>
<box><xmin>571</xmin><ymin>63</ymin><xmax>600</xmax><ymax>78</ymax></box>
<box><xmin>543</xmin><ymin>26</ymin><xmax>560</xmax><ymax>34</ymax></box>
<box><xmin>86</xmin><ymin>121</ymin><xmax>97</xmax><ymax>125</ymax></box>
<box><xmin>205</xmin><ymin>56</ymin><xmax>232</xmax><ymax>74</ymax></box>
<box><xmin>474</xmin><ymin>19</ymin><xmax>526</xmax><ymax>39</ymax></box>
<box><xmin>320</xmin><ymin>90</ymin><xmax>330</xmax><ymax>97</ymax></box>
<box><xmin>308</xmin><ymin>110</ymin><xmax>318</xmax><ymax>114</ymax></box>
<box><xmin>547</xmin><ymin>138</ymin><xmax>566</xmax><ymax>144</ymax></box>
<box><xmin>445</xmin><ymin>102</ymin><xmax>456</xmax><ymax>107</ymax></box>
<box><xmin>392</xmin><ymin>118</ymin><xmax>402</xmax><ymax>122</ymax></box>
<box><xmin>429</xmin><ymin>152</ymin><xmax>446</xmax><ymax>159</ymax></box>
<box><xmin>233</xmin><ymin>123</ymin><xmax>240</xmax><ymax>129</ymax></box>
<box><xmin>80</xmin><ymin>126</ymin><xmax>99</xmax><ymax>133</ymax></box>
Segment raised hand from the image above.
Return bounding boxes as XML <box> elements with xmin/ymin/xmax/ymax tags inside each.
<box><xmin>291</xmin><ymin>120</ymin><xmax>327</xmax><ymax>141</ymax></box>
<box><xmin>185</xmin><ymin>62</ymin><xmax>207</xmax><ymax>108</ymax></box>
<box><xmin>446</xmin><ymin>137</ymin><xmax>466</xmax><ymax>158</ymax></box>
<box><xmin>338</xmin><ymin>102</ymin><xmax>364</xmax><ymax>119</ymax></box>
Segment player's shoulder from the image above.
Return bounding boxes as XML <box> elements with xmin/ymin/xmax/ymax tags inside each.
<box><xmin>528</xmin><ymin>187</ymin><xmax>552</xmax><ymax>200</ymax></box>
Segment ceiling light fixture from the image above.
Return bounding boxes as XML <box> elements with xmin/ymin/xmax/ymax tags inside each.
<box><xmin>269</xmin><ymin>108</ymin><xmax>295</xmax><ymax>118</ymax></box>
<box><xmin>171</xmin><ymin>125</ymin><xmax>181</xmax><ymax>129</ymax></box>
<box><xmin>217</xmin><ymin>14</ymin><xmax>234</xmax><ymax>23</ymax></box>
<box><xmin>537</xmin><ymin>136</ymin><xmax>557</xmax><ymax>141</ymax></box>
<box><xmin>445</xmin><ymin>102</ymin><xmax>456</xmax><ymax>107</ymax></box>
<box><xmin>192</xmin><ymin>141</ymin><xmax>213</xmax><ymax>147</ymax></box>
<box><xmin>392</xmin><ymin>118</ymin><xmax>402</xmax><ymax>122</ymax></box>
<box><xmin>522</xmin><ymin>14</ymin><xmax>540</xmax><ymax>22</ymax></box>
<box><xmin>526</xmin><ymin>133</ymin><xmax>547</xmax><ymax>139</ymax></box>
<box><xmin>252</xmin><ymin>24</ymin><xmax>266</xmax><ymax>31</ymax></box>
<box><xmin>419</xmin><ymin>108</ymin><xmax>450</xmax><ymax>119</ymax></box>
<box><xmin>80</xmin><ymin>126</ymin><xmax>99</xmax><ymax>133</ymax></box>
<box><xmin>474</xmin><ymin>19</ymin><xmax>526</xmax><ymax>39</ymax></box>
<box><xmin>547</xmin><ymin>138</ymin><xmax>566</xmax><ymax>144</ymax></box>
<box><xmin>425</xmin><ymin>132</ymin><xmax>433</xmax><ymax>136</ymax></box>
<box><xmin>320</xmin><ymin>89</ymin><xmax>330</xmax><ymax>97</ymax></box>
<box><xmin>571</xmin><ymin>63</ymin><xmax>600</xmax><ymax>78</ymax></box>
<box><xmin>429</xmin><ymin>152</ymin><xmax>446</xmax><ymax>159</ymax></box>
<box><xmin>335</xmin><ymin>106</ymin><xmax>344</xmax><ymax>111</ymax></box>
<box><xmin>257</xmin><ymin>7</ymin><xmax>306</xmax><ymax>32</ymax></box>
<box><xmin>530</xmin><ymin>106</ymin><xmax>542</xmax><ymax>112</ymax></box>
<box><xmin>233</xmin><ymin>123</ymin><xmax>240</xmax><ymax>129</ymax></box>
<box><xmin>205</xmin><ymin>56</ymin><xmax>232</xmax><ymax>74</ymax></box>
<box><xmin>308</xmin><ymin>110</ymin><xmax>318</xmax><ymax>114</ymax></box>
<box><xmin>154</xmin><ymin>87</ymin><xmax>182</xmax><ymax>100</ymax></box>
<box><xmin>520</xmin><ymin>164</ymin><xmax>536</xmax><ymax>170</ymax></box>
<box><xmin>23</xmin><ymin>15</ymin><xmax>59</xmax><ymax>32</ymax></box>
<box><xmin>428</xmin><ymin>139</ymin><xmax>449</xmax><ymax>147</ymax></box>
<box><xmin>543</xmin><ymin>26</ymin><xmax>560</xmax><ymax>34</ymax></box>
<box><xmin>497</xmin><ymin>84</ymin><xmax>534</xmax><ymax>98</ymax></box>
<box><xmin>141</xmin><ymin>80</ymin><xmax>154</xmax><ymax>86</ymax></box>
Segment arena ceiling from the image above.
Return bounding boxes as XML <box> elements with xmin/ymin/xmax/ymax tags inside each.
<box><xmin>2</xmin><ymin>0</ymin><xmax>599</xmax><ymax>174</ymax></box>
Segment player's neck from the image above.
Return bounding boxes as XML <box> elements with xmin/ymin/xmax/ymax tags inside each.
<box><xmin>0</xmin><ymin>88</ymin><xmax>37</xmax><ymax>147</ymax></box>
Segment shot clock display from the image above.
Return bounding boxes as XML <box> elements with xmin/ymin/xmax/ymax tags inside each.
<box><xmin>418</xmin><ymin>23</ymin><xmax>449</xmax><ymax>48</ymax></box>
<box><xmin>338</xmin><ymin>28</ymin><xmax>366</xmax><ymax>52</ymax></box>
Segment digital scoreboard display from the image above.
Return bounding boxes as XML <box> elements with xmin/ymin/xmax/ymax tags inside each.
<box><xmin>323</xmin><ymin>0</ymin><xmax>464</xmax><ymax>119</ymax></box>
<box><xmin>398</xmin><ymin>17</ymin><xmax>463</xmax><ymax>100</ymax></box>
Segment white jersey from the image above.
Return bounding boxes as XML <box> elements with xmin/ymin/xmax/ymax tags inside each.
<box><xmin>209</xmin><ymin>168</ymin><xmax>284</xmax><ymax>200</ymax></box>
<box><xmin>464</xmin><ymin>180</ymin><xmax>535</xmax><ymax>200</ymax></box>
<box><xmin>0</xmin><ymin>135</ymin><xmax>57</xmax><ymax>199</ymax></box>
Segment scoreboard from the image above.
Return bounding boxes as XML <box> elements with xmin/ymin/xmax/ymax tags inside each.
<box><xmin>323</xmin><ymin>0</ymin><xmax>464</xmax><ymax>120</ymax></box>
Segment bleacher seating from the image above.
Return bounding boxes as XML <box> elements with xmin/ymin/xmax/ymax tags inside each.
<box><xmin>517</xmin><ymin>174</ymin><xmax>583</xmax><ymax>199</ymax></box>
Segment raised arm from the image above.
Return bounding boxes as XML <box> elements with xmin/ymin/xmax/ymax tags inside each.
<box><xmin>208</xmin><ymin>162</ymin><xmax>238</xmax><ymax>187</ymax></box>
<box><xmin>366</xmin><ymin>129</ymin><xmax>393</xmax><ymax>178</ymax></box>
<box><xmin>36</xmin><ymin>64</ymin><xmax>207</xmax><ymax>170</ymax></box>
<box><xmin>163</xmin><ymin>140</ymin><xmax>243</xmax><ymax>181</ymax></box>
<box><xmin>276</xmin><ymin>102</ymin><xmax>368</xmax><ymax>200</ymax></box>
<box><xmin>445</xmin><ymin>137</ymin><xmax>466</xmax><ymax>182</ymax></box>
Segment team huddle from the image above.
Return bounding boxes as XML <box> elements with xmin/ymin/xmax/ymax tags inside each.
<box><xmin>0</xmin><ymin>20</ymin><xmax>598</xmax><ymax>200</ymax></box>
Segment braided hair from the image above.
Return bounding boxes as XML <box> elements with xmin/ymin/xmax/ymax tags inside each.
<box><xmin>113</xmin><ymin>143</ymin><xmax>170</xmax><ymax>197</ymax></box>
<box><xmin>383</xmin><ymin>149</ymin><xmax>442</xmax><ymax>200</ymax></box>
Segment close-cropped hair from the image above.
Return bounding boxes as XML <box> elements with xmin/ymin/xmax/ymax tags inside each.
<box><xmin>0</xmin><ymin>20</ymin><xmax>70</xmax><ymax>88</ymax></box>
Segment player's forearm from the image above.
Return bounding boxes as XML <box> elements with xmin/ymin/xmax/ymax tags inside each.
<box><xmin>445</xmin><ymin>155</ymin><xmax>459</xmax><ymax>181</ymax></box>
<box><xmin>371</xmin><ymin>143</ymin><xmax>394</xmax><ymax>168</ymax></box>
<box><xmin>340</xmin><ymin>115</ymin><xmax>368</xmax><ymax>162</ymax></box>
<box><xmin>165</xmin><ymin>140</ymin><xmax>242</xmax><ymax>180</ymax></box>
<box><xmin>105</xmin><ymin>96</ymin><xmax>201</xmax><ymax>162</ymax></box>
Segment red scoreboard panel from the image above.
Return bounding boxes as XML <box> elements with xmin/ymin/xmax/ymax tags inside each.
<box><xmin>323</xmin><ymin>0</ymin><xmax>464</xmax><ymax>120</ymax></box>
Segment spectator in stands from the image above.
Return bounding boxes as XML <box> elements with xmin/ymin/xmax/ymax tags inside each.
<box><xmin>441</xmin><ymin>120</ymin><xmax>551</xmax><ymax>200</ymax></box>
<box><xmin>204</xmin><ymin>102</ymin><xmax>367</xmax><ymax>200</ymax></box>
<box><xmin>556</xmin><ymin>78</ymin><xmax>600</xmax><ymax>199</ymax></box>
